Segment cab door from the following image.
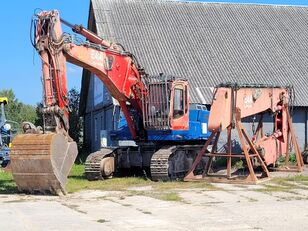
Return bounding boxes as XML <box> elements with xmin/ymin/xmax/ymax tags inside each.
<box><xmin>169</xmin><ymin>81</ymin><xmax>189</xmax><ymax>130</ymax></box>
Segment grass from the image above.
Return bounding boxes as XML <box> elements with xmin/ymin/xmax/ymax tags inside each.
<box><xmin>67</xmin><ymin>164</ymin><xmax>219</xmax><ymax>193</ymax></box>
<box><xmin>0</xmin><ymin>169</ymin><xmax>18</xmax><ymax>194</ymax></box>
<box><xmin>151</xmin><ymin>181</ymin><xmax>220</xmax><ymax>191</ymax></box>
<box><xmin>157</xmin><ymin>192</ymin><xmax>183</xmax><ymax>202</ymax></box>
<box><xmin>255</xmin><ymin>175</ymin><xmax>308</xmax><ymax>193</ymax></box>
<box><xmin>285</xmin><ymin>175</ymin><xmax>308</xmax><ymax>182</ymax></box>
<box><xmin>67</xmin><ymin>164</ymin><xmax>152</xmax><ymax>193</ymax></box>
<box><xmin>127</xmin><ymin>190</ymin><xmax>183</xmax><ymax>202</ymax></box>
<box><xmin>1</xmin><ymin>164</ymin><xmax>307</xmax><ymax>198</ymax></box>
<box><xmin>255</xmin><ymin>184</ymin><xmax>294</xmax><ymax>193</ymax></box>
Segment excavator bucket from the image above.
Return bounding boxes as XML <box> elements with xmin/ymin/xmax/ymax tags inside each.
<box><xmin>10</xmin><ymin>133</ymin><xmax>78</xmax><ymax>195</ymax></box>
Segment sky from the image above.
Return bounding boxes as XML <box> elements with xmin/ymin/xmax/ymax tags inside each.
<box><xmin>0</xmin><ymin>0</ymin><xmax>307</xmax><ymax>105</ymax></box>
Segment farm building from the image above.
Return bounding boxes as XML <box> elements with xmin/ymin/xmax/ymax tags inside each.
<box><xmin>80</xmin><ymin>0</ymin><xmax>308</xmax><ymax>153</ymax></box>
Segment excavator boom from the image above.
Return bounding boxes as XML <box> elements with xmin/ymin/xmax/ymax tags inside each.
<box><xmin>10</xmin><ymin>10</ymin><xmax>147</xmax><ymax>194</ymax></box>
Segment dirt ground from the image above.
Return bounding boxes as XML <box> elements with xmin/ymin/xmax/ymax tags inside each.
<box><xmin>1</xmin><ymin>171</ymin><xmax>308</xmax><ymax>231</ymax></box>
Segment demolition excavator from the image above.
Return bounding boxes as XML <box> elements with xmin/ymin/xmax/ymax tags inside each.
<box><xmin>10</xmin><ymin>10</ymin><xmax>210</xmax><ymax>194</ymax></box>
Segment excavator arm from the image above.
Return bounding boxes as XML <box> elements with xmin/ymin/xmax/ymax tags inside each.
<box><xmin>10</xmin><ymin>10</ymin><xmax>146</xmax><ymax>194</ymax></box>
<box><xmin>34</xmin><ymin>10</ymin><xmax>145</xmax><ymax>138</ymax></box>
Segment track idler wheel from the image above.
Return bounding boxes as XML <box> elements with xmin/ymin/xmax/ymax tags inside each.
<box><xmin>100</xmin><ymin>157</ymin><xmax>114</xmax><ymax>178</ymax></box>
<box><xmin>10</xmin><ymin>133</ymin><xmax>78</xmax><ymax>195</ymax></box>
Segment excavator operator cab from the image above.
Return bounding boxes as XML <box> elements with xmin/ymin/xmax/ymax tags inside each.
<box><xmin>170</xmin><ymin>81</ymin><xmax>189</xmax><ymax>130</ymax></box>
<box><xmin>142</xmin><ymin>75</ymin><xmax>189</xmax><ymax>131</ymax></box>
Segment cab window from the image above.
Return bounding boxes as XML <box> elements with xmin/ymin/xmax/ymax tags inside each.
<box><xmin>173</xmin><ymin>88</ymin><xmax>184</xmax><ymax>119</ymax></box>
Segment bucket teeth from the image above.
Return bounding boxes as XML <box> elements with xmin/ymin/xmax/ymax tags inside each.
<box><xmin>10</xmin><ymin>133</ymin><xmax>78</xmax><ymax>195</ymax></box>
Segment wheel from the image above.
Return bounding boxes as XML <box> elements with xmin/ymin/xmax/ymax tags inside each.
<box><xmin>100</xmin><ymin>157</ymin><xmax>115</xmax><ymax>178</ymax></box>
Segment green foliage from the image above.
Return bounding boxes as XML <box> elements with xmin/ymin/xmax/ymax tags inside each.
<box><xmin>276</xmin><ymin>153</ymin><xmax>297</xmax><ymax>166</ymax></box>
<box><xmin>0</xmin><ymin>89</ymin><xmax>37</xmax><ymax>131</ymax></box>
<box><xmin>68</xmin><ymin>88</ymin><xmax>83</xmax><ymax>150</ymax></box>
<box><xmin>288</xmin><ymin>153</ymin><xmax>296</xmax><ymax>163</ymax></box>
<box><xmin>34</xmin><ymin>88</ymin><xmax>84</xmax><ymax>155</ymax></box>
<box><xmin>34</xmin><ymin>102</ymin><xmax>43</xmax><ymax>127</ymax></box>
<box><xmin>235</xmin><ymin>159</ymin><xmax>244</xmax><ymax>169</ymax></box>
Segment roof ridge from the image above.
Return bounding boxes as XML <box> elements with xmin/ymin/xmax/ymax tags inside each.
<box><xmin>115</xmin><ymin>0</ymin><xmax>308</xmax><ymax>9</ymax></box>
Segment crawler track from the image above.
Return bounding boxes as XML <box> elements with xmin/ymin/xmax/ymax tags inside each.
<box><xmin>150</xmin><ymin>145</ymin><xmax>207</xmax><ymax>181</ymax></box>
<box><xmin>150</xmin><ymin>146</ymin><xmax>177</xmax><ymax>181</ymax></box>
<box><xmin>85</xmin><ymin>148</ymin><xmax>115</xmax><ymax>180</ymax></box>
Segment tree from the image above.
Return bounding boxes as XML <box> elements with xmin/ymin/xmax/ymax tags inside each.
<box><xmin>68</xmin><ymin>88</ymin><xmax>83</xmax><ymax>150</ymax></box>
<box><xmin>0</xmin><ymin>89</ymin><xmax>37</xmax><ymax>131</ymax></box>
<box><xmin>34</xmin><ymin>102</ymin><xmax>43</xmax><ymax>127</ymax></box>
<box><xmin>34</xmin><ymin>88</ymin><xmax>83</xmax><ymax>149</ymax></box>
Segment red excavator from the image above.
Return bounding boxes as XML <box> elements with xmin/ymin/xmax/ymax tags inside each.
<box><xmin>10</xmin><ymin>10</ymin><xmax>210</xmax><ymax>195</ymax></box>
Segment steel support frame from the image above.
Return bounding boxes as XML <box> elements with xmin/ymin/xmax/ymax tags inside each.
<box><xmin>185</xmin><ymin>105</ymin><xmax>304</xmax><ymax>184</ymax></box>
<box><xmin>185</xmin><ymin>108</ymin><xmax>271</xmax><ymax>184</ymax></box>
<box><xmin>277</xmin><ymin>106</ymin><xmax>304</xmax><ymax>172</ymax></box>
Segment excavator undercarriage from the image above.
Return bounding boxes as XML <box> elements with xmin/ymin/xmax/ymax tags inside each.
<box><xmin>85</xmin><ymin>144</ymin><xmax>207</xmax><ymax>181</ymax></box>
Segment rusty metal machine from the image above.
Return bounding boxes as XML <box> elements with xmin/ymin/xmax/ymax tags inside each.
<box><xmin>185</xmin><ymin>83</ymin><xmax>304</xmax><ymax>183</ymax></box>
<box><xmin>10</xmin><ymin>10</ymin><xmax>211</xmax><ymax>194</ymax></box>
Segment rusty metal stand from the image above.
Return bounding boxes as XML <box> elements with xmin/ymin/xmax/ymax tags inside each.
<box><xmin>272</xmin><ymin>107</ymin><xmax>304</xmax><ymax>172</ymax></box>
<box><xmin>185</xmin><ymin>105</ymin><xmax>305</xmax><ymax>184</ymax></box>
<box><xmin>184</xmin><ymin>108</ymin><xmax>271</xmax><ymax>184</ymax></box>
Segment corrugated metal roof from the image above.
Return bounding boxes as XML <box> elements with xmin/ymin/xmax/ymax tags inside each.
<box><xmin>85</xmin><ymin>0</ymin><xmax>308</xmax><ymax>106</ymax></box>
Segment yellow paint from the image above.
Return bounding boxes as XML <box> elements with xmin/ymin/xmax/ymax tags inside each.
<box><xmin>0</xmin><ymin>97</ymin><xmax>8</xmax><ymax>104</ymax></box>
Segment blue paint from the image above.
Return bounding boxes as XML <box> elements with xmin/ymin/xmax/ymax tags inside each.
<box><xmin>110</xmin><ymin>105</ymin><xmax>211</xmax><ymax>142</ymax></box>
<box><xmin>0</xmin><ymin>128</ymin><xmax>10</xmax><ymax>167</ymax></box>
<box><xmin>0</xmin><ymin>146</ymin><xmax>10</xmax><ymax>167</ymax></box>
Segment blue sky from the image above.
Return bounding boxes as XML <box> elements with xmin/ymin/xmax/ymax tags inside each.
<box><xmin>0</xmin><ymin>0</ymin><xmax>89</xmax><ymax>105</ymax></box>
<box><xmin>0</xmin><ymin>0</ymin><xmax>307</xmax><ymax>105</ymax></box>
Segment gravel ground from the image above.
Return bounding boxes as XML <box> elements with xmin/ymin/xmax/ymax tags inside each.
<box><xmin>0</xmin><ymin>170</ymin><xmax>308</xmax><ymax>231</ymax></box>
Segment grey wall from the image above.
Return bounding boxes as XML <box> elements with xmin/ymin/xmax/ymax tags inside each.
<box><xmin>83</xmin><ymin>74</ymin><xmax>115</xmax><ymax>152</ymax></box>
<box><xmin>290</xmin><ymin>107</ymin><xmax>307</xmax><ymax>150</ymax></box>
<box><xmin>216</xmin><ymin>107</ymin><xmax>307</xmax><ymax>153</ymax></box>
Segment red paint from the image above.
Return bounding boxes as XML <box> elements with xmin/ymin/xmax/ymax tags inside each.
<box><xmin>35</xmin><ymin>10</ymin><xmax>188</xmax><ymax>138</ymax></box>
